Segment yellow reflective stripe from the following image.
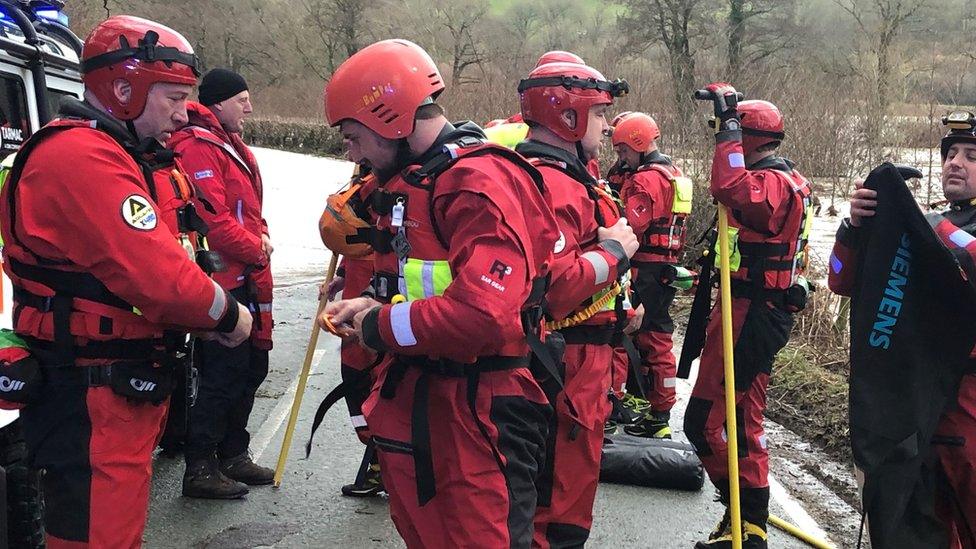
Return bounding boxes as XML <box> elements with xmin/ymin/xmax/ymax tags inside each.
<box><xmin>403</xmin><ymin>258</ymin><xmax>453</xmax><ymax>300</ymax></box>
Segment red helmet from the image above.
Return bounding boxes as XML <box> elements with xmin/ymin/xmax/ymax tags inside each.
<box><xmin>325</xmin><ymin>39</ymin><xmax>444</xmax><ymax>139</ymax></box>
<box><xmin>81</xmin><ymin>16</ymin><xmax>200</xmax><ymax>121</ymax></box>
<box><xmin>536</xmin><ymin>50</ymin><xmax>585</xmax><ymax>67</ymax></box>
<box><xmin>738</xmin><ymin>100</ymin><xmax>785</xmax><ymax>155</ymax></box>
<box><xmin>610</xmin><ymin>111</ymin><xmax>635</xmax><ymax>127</ymax></box>
<box><xmin>519</xmin><ymin>62</ymin><xmax>628</xmax><ymax>142</ymax></box>
<box><xmin>611</xmin><ymin>112</ymin><xmax>659</xmax><ymax>153</ymax></box>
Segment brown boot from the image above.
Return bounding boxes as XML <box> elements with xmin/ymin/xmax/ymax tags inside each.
<box><xmin>220</xmin><ymin>452</ymin><xmax>274</xmax><ymax>486</ymax></box>
<box><xmin>182</xmin><ymin>458</ymin><xmax>249</xmax><ymax>499</ymax></box>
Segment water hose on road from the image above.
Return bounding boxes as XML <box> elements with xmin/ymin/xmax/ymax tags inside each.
<box><xmin>769</xmin><ymin>514</ymin><xmax>834</xmax><ymax>548</ymax></box>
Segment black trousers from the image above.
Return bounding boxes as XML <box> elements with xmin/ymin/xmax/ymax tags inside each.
<box><xmin>185</xmin><ymin>286</ymin><xmax>270</xmax><ymax>462</ymax></box>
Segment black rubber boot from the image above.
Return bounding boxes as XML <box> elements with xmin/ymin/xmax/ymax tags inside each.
<box><xmin>182</xmin><ymin>458</ymin><xmax>249</xmax><ymax>499</ymax></box>
<box><xmin>220</xmin><ymin>452</ymin><xmax>275</xmax><ymax>486</ymax></box>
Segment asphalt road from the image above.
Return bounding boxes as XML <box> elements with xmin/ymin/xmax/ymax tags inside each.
<box><xmin>143</xmin><ymin>267</ymin><xmax>824</xmax><ymax>548</ymax></box>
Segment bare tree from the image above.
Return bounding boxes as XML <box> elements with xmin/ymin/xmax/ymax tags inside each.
<box><xmin>292</xmin><ymin>0</ymin><xmax>370</xmax><ymax>80</ymax></box>
<box><xmin>618</xmin><ymin>0</ymin><xmax>714</xmax><ymax>140</ymax></box>
<box><xmin>726</xmin><ymin>0</ymin><xmax>796</xmax><ymax>82</ymax></box>
<box><xmin>835</xmin><ymin>0</ymin><xmax>928</xmax><ymax>119</ymax></box>
<box><xmin>431</xmin><ymin>0</ymin><xmax>489</xmax><ymax>87</ymax></box>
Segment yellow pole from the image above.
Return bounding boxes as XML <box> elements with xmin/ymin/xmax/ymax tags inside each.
<box><xmin>769</xmin><ymin>514</ymin><xmax>835</xmax><ymax>549</ymax></box>
<box><xmin>273</xmin><ymin>252</ymin><xmax>339</xmax><ymax>487</ymax></box>
<box><xmin>717</xmin><ymin>204</ymin><xmax>743</xmax><ymax>549</ymax></box>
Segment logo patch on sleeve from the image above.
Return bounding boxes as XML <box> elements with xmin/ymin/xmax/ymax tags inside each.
<box><xmin>121</xmin><ymin>194</ymin><xmax>158</xmax><ymax>231</ymax></box>
<box><xmin>193</xmin><ymin>169</ymin><xmax>214</xmax><ymax>180</ymax></box>
<box><xmin>553</xmin><ymin>231</ymin><xmax>566</xmax><ymax>254</ymax></box>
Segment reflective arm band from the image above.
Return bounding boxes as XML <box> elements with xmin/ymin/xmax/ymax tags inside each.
<box><xmin>388</xmin><ymin>302</ymin><xmax>417</xmax><ymax>347</ymax></box>
<box><xmin>581</xmin><ymin>251</ymin><xmax>611</xmax><ymax>285</ymax></box>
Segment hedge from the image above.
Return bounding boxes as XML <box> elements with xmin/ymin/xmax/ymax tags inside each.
<box><xmin>243</xmin><ymin>117</ymin><xmax>343</xmax><ymax>157</ymax></box>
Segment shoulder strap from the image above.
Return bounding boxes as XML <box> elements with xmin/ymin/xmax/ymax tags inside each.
<box><xmin>638</xmin><ymin>162</ymin><xmax>678</xmax><ymax>179</ymax></box>
<box><xmin>6</xmin><ymin>124</ymin><xmax>79</xmax><ymax>264</ymax></box>
<box><xmin>186</xmin><ymin>125</ymin><xmax>252</xmax><ymax>175</ymax></box>
<box><xmin>405</xmin><ymin>138</ymin><xmax>548</xmax><ymax>249</ymax></box>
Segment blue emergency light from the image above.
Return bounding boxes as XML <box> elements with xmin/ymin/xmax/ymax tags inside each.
<box><xmin>34</xmin><ymin>9</ymin><xmax>67</xmax><ymax>25</ymax></box>
<box><xmin>0</xmin><ymin>3</ymin><xmax>69</xmax><ymax>25</ymax></box>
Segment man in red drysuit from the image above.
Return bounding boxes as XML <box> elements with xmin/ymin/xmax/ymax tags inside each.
<box><xmin>0</xmin><ymin>16</ymin><xmax>252</xmax><ymax>548</ymax></box>
<box><xmin>613</xmin><ymin>112</ymin><xmax>692</xmax><ymax>439</ymax></box>
<box><xmin>684</xmin><ymin>84</ymin><xmax>813</xmax><ymax>549</ymax></box>
<box><xmin>514</xmin><ymin>60</ymin><xmax>638</xmax><ymax>548</ymax></box>
<box><xmin>320</xmin><ymin>39</ymin><xmax>560</xmax><ymax>548</ymax></box>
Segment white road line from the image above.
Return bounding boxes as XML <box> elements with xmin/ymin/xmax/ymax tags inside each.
<box><xmin>252</xmin><ymin>348</ymin><xmax>328</xmax><ymax>462</ymax></box>
<box><xmin>769</xmin><ymin>472</ymin><xmax>834</xmax><ymax>546</ymax></box>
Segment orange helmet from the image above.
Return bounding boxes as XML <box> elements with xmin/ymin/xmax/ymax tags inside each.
<box><xmin>519</xmin><ymin>62</ymin><xmax>628</xmax><ymax>142</ymax></box>
<box><xmin>324</xmin><ymin>39</ymin><xmax>444</xmax><ymax>139</ymax></box>
<box><xmin>536</xmin><ymin>50</ymin><xmax>585</xmax><ymax>67</ymax></box>
<box><xmin>319</xmin><ymin>174</ymin><xmax>375</xmax><ymax>258</ymax></box>
<box><xmin>738</xmin><ymin>100</ymin><xmax>785</xmax><ymax>156</ymax></box>
<box><xmin>81</xmin><ymin>16</ymin><xmax>200</xmax><ymax>120</ymax></box>
<box><xmin>610</xmin><ymin>111</ymin><xmax>635</xmax><ymax>127</ymax></box>
<box><xmin>611</xmin><ymin>112</ymin><xmax>659</xmax><ymax>153</ymax></box>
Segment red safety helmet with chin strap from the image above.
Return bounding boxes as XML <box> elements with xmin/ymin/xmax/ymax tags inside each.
<box><xmin>324</xmin><ymin>39</ymin><xmax>445</xmax><ymax>140</ymax></box>
<box><xmin>611</xmin><ymin>112</ymin><xmax>659</xmax><ymax>153</ymax></box>
<box><xmin>738</xmin><ymin>100</ymin><xmax>785</xmax><ymax>156</ymax></box>
<box><xmin>518</xmin><ymin>62</ymin><xmax>628</xmax><ymax>142</ymax></box>
<box><xmin>536</xmin><ymin>50</ymin><xmax>585</xmax><ymax>67</ymax></box>
<box><xmin>81</xmin><ymin>16</ymin><xmax>200</xmax><ymax>121</ymax></box>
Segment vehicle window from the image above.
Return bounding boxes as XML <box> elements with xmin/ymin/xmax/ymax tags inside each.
<box><xmin>0</xmin><ymin>74</ymin><xmax>29</xmax><ymax>159</ymax></box>
<box><xmin>46</xmin><ymin>88</ymin><xmax>77</xmax><ymax>121</ymax></box>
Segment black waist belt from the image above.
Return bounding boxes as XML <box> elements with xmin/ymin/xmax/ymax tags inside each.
<box><xmin>24</xmin><ymin>335</ymin><xmax>161</xmax><ymax>363</ymax></box>
<box><xmin>379</xmin><ymin>354</ymin><xmax>529</xmax><ymax>507</ymax></box>
<box><xmin>638</xmin><ymin>245</ymin><xmax>678</xmax><ymax>255</ymax></box>
<box><xmin>14</xmin><ymin>287</ymin><xmax>155</xmax><ymax>363</ymax></box>
<box><xmin>558</xmin><ymin>324</ymin><xmax>616</xmax><ymax>345</ymax></box>
<box><xmin>39</xmin><ymin>363</ymin><xmax>115</xmax><ymax>387</ymax></box>
<box><xmin>729</xmin><ymin>278</ymin><xmax>788</xmax><ymax>301</ymax></box>
<box><xmin>397</xmin><ymin>355</ymin><xmax>529</xmax><ymax>377</ymax></box>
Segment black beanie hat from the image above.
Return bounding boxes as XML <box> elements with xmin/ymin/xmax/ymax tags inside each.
<box><xmin>199</xmin><ymin>68</ymin><xmax>248</xmax><ymax>106</ymax></box>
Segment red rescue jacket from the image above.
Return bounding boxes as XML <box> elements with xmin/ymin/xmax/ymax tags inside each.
<box><xmin>169</xmin><ymin>102</ymin><xmax>273</xmax><ymax>348</ymax></box>
<box><xmin>359</xmin><ymin>123</ymin><xmax>559</xmax><ymax>364</ymax></box>
<box><xmin>0</xmin><ymin>100</ymin><xmax>239</xmax><ymax>362</ymax></box>
<box><xmin>515</xmin><ymin>140</ymin><xmax>629</xmax><ymax>327</ymax></box>
<box><xmin>711</xmin><ymin>132</ymin><xmax>812</xmax><ymax>291</ymax></box>
<box><xmin>620</xmin><ymin>153</ymin><xmax>688</xmax><ymax>263</ymax></box>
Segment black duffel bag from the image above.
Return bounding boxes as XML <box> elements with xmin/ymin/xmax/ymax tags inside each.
<box><xmin>600</xmin><ymin>434</ymin><xmax>705</xmax><ymax>492</ymax></box>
